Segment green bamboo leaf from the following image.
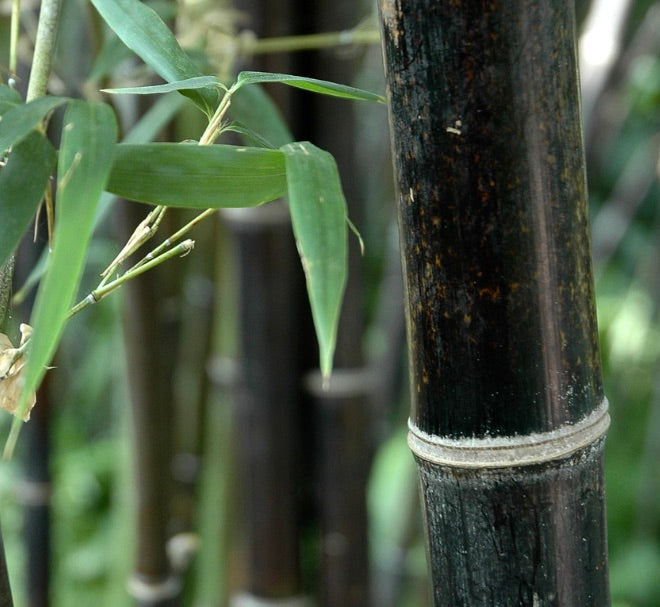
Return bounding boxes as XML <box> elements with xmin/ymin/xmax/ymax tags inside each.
<box><xmin>281</xmin><ymin>141</ymin><xmax>348</xmax><ymax>380</ymax></box>
<box><xmin>0</xmin><ymin>132</ymin><xmax>56</xmax><ymax>268</ymax></box>
<box><xmin>235</xmin><ymin>71</ymin><xmax>386</xmax><ymax>104</ymax></box>
<box><xmin>4</xmin><ymin>101</ymin><xmax>117</xmax><ymax>456</ymax></box>
<box><xmin>102</xmin><ymin>76</ymin><xmax>224</xmax><ymax>96</ymax></box>
<box><xmin>11</xmin><ymin>94</ymin><xmax>189</xmax><ymax>308</ymax></box>
<box><xmin>0</xmin><ymin>85</ymin><xmax>21</xmax><ymax>114</ymax></box>
<box><xmin>106</xmin><ymin>143</ymin><xmax>287</xmax><ymax>208</ymax></box>
<box><xmin>90</xmin><ymin>0</ymin><xmax>218</xmax><ymax>116</ymax></box>
<box><xmin>0</xmin><ymin>96</ymin><xmax>68</xmax><ymax>154</ymax></box>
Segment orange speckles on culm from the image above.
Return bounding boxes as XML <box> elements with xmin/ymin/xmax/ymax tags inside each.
<box><xmin>463</xmin><ymin>314</ymin><xmax>472</xmax><ymax>324</ymax></box>
<box><xmin>434</xmin><ymin>253</ymin><xmax>443</xmax><ymax>267</ymax></box>
<box><xmin>432</xmin><ymin>216</ymin><xmax>441</xmax><ymax>227</ymax></box>
<box><xmin>509</xmin><ymin>282</ymin><xmax>521</xmax><ymax>293</ymax></box>
<box><xmin>422</xmin><ymin>370</ymin><xmax>430</xmax><ymax>384</ymax></box>
<box><xmin>478</xmin><ymin>286</ymin><xmax>501</xmax><ymax>301</ymax></box>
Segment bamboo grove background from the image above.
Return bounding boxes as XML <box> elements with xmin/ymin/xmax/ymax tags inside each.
<box><xmin>0</xmin><ymin>0</ymin><xmax>658</xmax><ymax>605</ymax></box>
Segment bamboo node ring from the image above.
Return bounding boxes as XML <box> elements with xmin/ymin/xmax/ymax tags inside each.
<box><xmin>127</xmin><ymin>573</ymin><xmax>181</xmax><ymax>602</ymax></box>
<box><xmin>408</xmin><ymin>398</ymin><xmax>610</xmax><ymax>468</ymax></box>
<box><xmin>230</xmin><ymin>592</ymin><xmax>312</xmax><ymax>607</ymax></box>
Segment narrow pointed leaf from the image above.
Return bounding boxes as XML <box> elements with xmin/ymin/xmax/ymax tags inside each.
<box><xmin>281</xmin><ymin>141</ymin><xmax>348</xmax><ymax>379</ymax></box>
<box><xmin>102</xmin><ymin>76</ymin><xmax>224</xmax><ymax>96</ymax></box>
<box><xmin>90</xmin><ymin>0</ymin><xmax>218</xmax><ymax>116</ymax></box>
<box><xmin>0</xmin><ymin>96</ymin><xmax>68</xmax><ymax>153</ymax></box>
<box><xmin>236</xmin><ymin>71</ymin><xmax>386</xmax><ymax>104</ymax></box>
<box><xmin>106</xmin><ymin>143</ymin><xmax>286</xmax><ymax>208</ymax></box>
<box><xmin>6</xmin><ymin>101</ymin><xmax>117</xmax><ymax>453</ymax></box>
<box><xmin>0</xmin><ymin>132</ymin><xmax>56</xmax><ymax>268</ymax></box>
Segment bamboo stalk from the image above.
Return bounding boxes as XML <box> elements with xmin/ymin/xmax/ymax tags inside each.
<box><xmin>295</xmin><ymin>3</ymin><xmax>373</xmax><ymax>603</ymax></box>
<box><xmin>20</xmin><ymin>383</ymin><xmax>51</xmax><ymax>607</ymax></box>
<box><xmin>377</xmin><ymin>1</ymin><xmax>610</xmax><ymax>604</ymax></box>
<box><xmin>119</xmin><ymin>200</ymin><xmax>180</xmax><ymax>607</ymax></box>
<box><xmin>223</xmin><ymin>202</ymin><xmax>304</xmax><ymax>603</ymax></box>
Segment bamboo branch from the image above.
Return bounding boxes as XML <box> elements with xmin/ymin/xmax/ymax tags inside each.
<box><xmin>26</xmin><ymin>0</ymin><xmax>62</xmax><ymax>101</ymax></box>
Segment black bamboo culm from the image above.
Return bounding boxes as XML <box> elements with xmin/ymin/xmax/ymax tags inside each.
<box><xmin>119</xmin><ymin>201</ymin><xmax>180</xmax><ymax>607</ymax></box>
<box><xmin>377</xmin><ymin>1</ymin><xmax>611</xmax><ymax>605</ymax></box>
<box><xmin>224</xmin><ymin>203</ymin><xmax>306</xmax><ymax>605</ymax></box>
<box><xmin>296</xmin><ymin>1</ymin><xmax>372</xmax><ymax>601</ymax></box>
<box><xmin>21</xmin><ymin>387</ymin><xmax>51</xmax><ymax>607</ymax></box>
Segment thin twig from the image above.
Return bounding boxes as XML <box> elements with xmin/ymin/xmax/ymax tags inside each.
<box><xmin>129</xmin><ymin>208</ymin><xmax>216</xmax><ymax>273</ymax></box>
<box><xmin>68</xmin><ymin>239</ymin><xmax>195</xmax><ymax>318</ymax></box>
<box><xmin>100</xmin><ymin>205</ymin><xmax>168</xmax><ymax>283</ymax></box>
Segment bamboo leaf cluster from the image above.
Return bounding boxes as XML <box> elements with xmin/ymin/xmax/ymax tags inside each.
<box><xmin>0</xmin><ymin>0</ymin><xmax>384</xmax><ymax>453</ymax></box>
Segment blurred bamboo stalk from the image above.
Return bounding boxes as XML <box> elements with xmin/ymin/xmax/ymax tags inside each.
<box><xmin>119</xmin><ymin>200</ymin><xmax>180</xmax><ymax>607</ymax></box>
<box><xmin>224</xmin><ymin>203</ymin><xmax>306</xmax><ymax>604</ymax></box>
<box><xmin>378</xmin><ymin>1</ymin><xmax>610</xmax><ymax>604</ymax></box>
<box><xmin>226</xmin><ymin>4</ymin><xmax>310</xmax><ymax>604</ymax></box>
<box><xmin>295</xmin><ymin>3</ymin><xmax>372</xmax><ymax>603</ymax></box>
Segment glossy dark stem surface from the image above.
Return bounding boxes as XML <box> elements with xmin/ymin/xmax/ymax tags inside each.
<box><xmin>416</xmin><ymin>440</ymin><xmax>609</xmax><ymax>606</ymax></box>
<box><xmin>378</xmin><ymin>1</ymin><xmax>610</xmax><ymax>604</ymax></box>
<box><xmin>379</xmin><ymin>0</ymin><xmax>603</xmax><ymax>438</ymax></box>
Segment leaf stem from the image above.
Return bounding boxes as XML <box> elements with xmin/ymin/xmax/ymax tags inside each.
<box><xmin>130</xmin><ymin>208</ymin><xmax>215</xmax><ymax>272</ymax></box>
<box><xmin>68</xmin><ymin>239</ymin><xmax>195</xmax><ymax>318</ymax></box>
<box><xmin>99</xmin><ymin>205</ymin><xmax>167</xmax><ymax>286</ymax></box>
<box><xmin>26</xmin><ymin>0</ymin><xmax>63</xmax><ymax>101</ymax></box>
<box><xmin>199</xmin><ymin>89</ymin><xmax>234</xmax><ymax>145</ymax></box>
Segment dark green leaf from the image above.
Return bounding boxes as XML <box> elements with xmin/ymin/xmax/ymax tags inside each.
<box><xmin>6</xmin><ymin>101</ymin><xmax>117</xmax><ymax>451</ymax></box>
<box><xmin>102</xmin><ymin>75</ymin><xmax>224</xmax><ymax>96</ymax></box>
<box><xmin>0</xmin><ymin>96</ymin><xmax>68</xmax><ymax>154</ymax></box>
<box><xmin>281</xmin><ymin>141</ymin><xmax>348</xmax><ymax>380</ymax></box>
<box><xmin>236</xmin><ymin>71</ymin><xmax>386</xmax><ymax>104</ymax></box>
<box><xmin>90</xmin><ymin>0</ymin><xmax>217</xmax><ymax>116</ymax></box>
<box><xmin>0</xmin><ymin>132</ymin><xmax>56</xmax><ymax>268</ymax></box>
<box><xmin>106</xmin><ymin>143</ymin><xmax>287</xmax><ymax>208</ymax></box>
